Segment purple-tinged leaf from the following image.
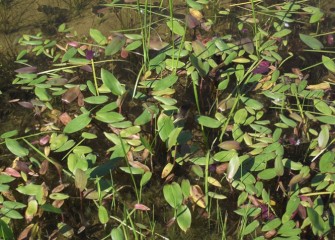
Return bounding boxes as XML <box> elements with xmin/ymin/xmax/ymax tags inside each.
<box><xmin>18</xmin><ymin>101</ymin><xmax>34</xmax><ymax>109</ymax></box>
<box><xmin>134</xmin><ymin>203</ymin><xmax>150</xmax><ymax>211</ymax></box>
<box><xmin>15</xmin><ymin>66</ymin><xmax>37</xmax><ymax>74</ymax></box>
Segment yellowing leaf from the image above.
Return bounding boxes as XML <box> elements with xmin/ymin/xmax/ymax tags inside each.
<box><xmin>207</xmin><ymin>176</ymin><xmax>222</xmax><ymax>188</ymax></box>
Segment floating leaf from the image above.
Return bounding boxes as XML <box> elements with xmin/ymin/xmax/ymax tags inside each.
<box><xmin>98</xmin><ymin>205</ymin><xmax>109</xmax><ymax>224</ymax></box>
<box><xmin>207</xmin><ymin>176</ymin><xmax>222</xmax><ymax>188</ymax></box>
<box><xmin>318</xmin><ymin>125</ymin><xmax>329</xmax><ymax>149</ymax></box>
<box><xmin>166</xmin><ymin>19</ymin><xmax>185</xmax><ymax>36</ymax></box>
<box><xmin>315</xmin><ymin>115</ymin><xmax>335</xmax><ymax>124</ymax></box>
<box><xmin>161</xmin><ymin>163</ymin><xmax>174</xmax><ymax>178</ymax></box>
<box><xmin>227</xmin><ymin>155</ymin><xmax>240</xmax><ymax>182</ymax></box>
<box><xmin>101</xmin><ymin>68</ymin><xmax>125</xmax><ymax>96</ymax></box>
<box><xmin>25</xmin><ymin>200</ymin><xmax>38</xmax><ymax>222</ymax></box>
<box><xmin>49</xmin><ymin>193</ymin><xmax>69</xmax><ymax>200</ymax></box>
<box><xmin>84</xmin><ymin>95</ymin><xmax>109</xmax><ymax>104</ymax></box>
<box><xmin>157</xmin><ymin>113</ymin><xmax>174</xmax><ymax>142</ymax></box>
<box><xmin>314</xmin><ymin>99</ymin><xmax>332</xmax><ymax>115</ymax></box>
<box><xmin>299</xmin><ymin>33</ymin><xmax>323</xmax><ymax>50</ymax></box>
<box><xmin>90</xmin><ymin>28</ymin><xmax>107</xmax><ymax>45</ymax></box>
<box><xmin>105</xmin><ymin>35</ymin><xmax>126</xmax><ymax>56</ymax></box>
<box><xmin>196</xmin><ymin>115</ymin><xmax>221</xmax><ymax>128</ymax></box>
<box><xmin>0</xmin><ymin>219</ymin><xmax>14</xmax><ymax>240</ymax></box>
<box><xmin>63</xmin><ymin>112</ymin><xmax>92</xmax><ymax>134</ymax></box>
<box><xmin>190</xmin><ymin>185</ymin><xmax>206</xmax><ymax>208</ymax></box>
<box><xmin>5</xmin><ymin>139</ymin><xmax>29</xmax><ymax>157</ymax></box>
<box><xmin>218</xmin><ymin>141</ymin><xmax>241</xmax><ymax>150</ymax></box>
<box><xmin>176</xmin><ymin>205</ymin><xmax>191</xmax><ymax>232</ymax></box>
<box><xmin>111</xmin><ymin>228</ymin><xmax>124</xmax><ymax>240</ymax></box>
<box><xmin>75</xmin><ymin>169</ymin><xmax>87</xmax><ymax>192</ymax></box>
<box><xmin>163</xmin><ymin>182</ymin><xmax>183</xmax><ymax>208</ymax></box>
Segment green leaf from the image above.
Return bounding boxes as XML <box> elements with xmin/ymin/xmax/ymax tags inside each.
<box><xmin>63</xmin><ymin>112</ymin><xmax>92</xmax><ymax>134</ymax></box>
<box><xmin>35</xmin><ymin>87</ymin><xmax>51</xmax><ymax>101</ymax></box>
<box><xmin>322</xmin><ymin>55</ymin><xmax>335</xmax><ymax>73</ymax></box>
<box><xmin>5</xmin><ymin>138</ymin><xmax>29</xmax><ymax>157</ymax></box>
<box><xmin>111</xmin><ymin>228</ymin><xmax>124</xmax><ymax>240</ymax></box>
<box><xmin>227</xmin><ymin>155</ymin><xmax>240</xmax><ymax>182</ymax></box>
<box><xmin>101</xmin><ymin>68</ymin><xmax>125</xmax><ymax>96</ymax></box>
<box><xmin>275</xmin><ymin>156</ymin><xmax>284</xmax><ymax>176</ymax></box>
<box><xmin>61</xmin><ymin>47</ymin><xmax>77</xmax><ymax>62</ymax></box>
<box><xmin>90</xmin><ymin>28</ymin><xmax>107</xmax><ymax>45</ymax></box>
<box><xmin>0</xmin><ymin>208</ymin><xmax>23</xmax><ymax>219</ymax></box>
<box><xmin>82</xmin><ymin>132</ymin><xmax>97</xmax><ymax>139</ymax></box>
<box><xmin>196</xmin><ymin>115</ymin><xmax>221</xmax><ymax>128</ymax></box>
<box><xmin>318</xmin><ymin>125</ymin><xmax>329</xmax><ymax>149</ymax></box>
<box><xmin>319</xmin><ymin>152</ymin><xmax>335</xmax><ymax>173</ymax></box>
<box><xmin>105</xmin><ymin>35</ymin><xmax>126</xmax><ymax>56</ymax></box>
<box><xmin>234</xmin><ymin>109</ymin><xmax>248</xmax><ymax>124</ymax></box>
<box><xmin>240</xmin><ymin>96</ymin><xmax>263</xmax><ymax>110</ymax></box>
<box><xmin>0</xmin><ymin>219</ymin><xmax>14</xmax><ymax>240</ymax></box>
<box><xmin>152</xmin><ymin>74</ymin><xmax>178</xmax><ymax>91</ymax></box>
<box><xmin>176</xmin><ymin>205</ymin><xmax>192</xmax><ymax>232</ymax></box>
<box><xmin>168</xmin><ymin>127</ymin><xmax>183</xmax><ymax>150</ymax></box>
<box><xmin>166</xmin><ymin>19</ymin><xmax>185</xmax><ymax>36</ymax></box>
<box><xmin>140</xmin><ymin>172</ymin><xmax>152</xmax><ymax>187</ymax></box>
<box><xmin>261</xmin><ymin>218</ymin><xmax>282</xmax><ymax>231</ymax></box>
<box><xmin>299</xmin><ymin>33</ymin><xmax>323</xmax><ymax>50</ymax></box>
<box><xmin>84</xmin><ymin>95</ymin><xmax>109</xmax><ymax>104</ymax></box>
<box><xmin>257</xmin><ymin>168</ymin><xmax>277</xmax><ymax>180</ymax></box>
<box><xmin>41</xmin><ymin>204</ymin><xmax>62</xmax><ymax>214</ymax></box>
<box><xmin>163</xmin><ymin>182</ymin><xmax>183</xmax><ymax>208</ymax></box>
<box><xmin>243</xmin><ymin>220</ymin><xmax>259</xmax><ymax>235</ymax></box>
<box><xmin>95</xmin><ymin>111</ymin><xmax>125</xmax><ymax>124</ymax></box>
<box><xmin>157</xmin><ymin>113</ymin><xmax>174</xmax><ymax>142</ymax></box>
<box><xmin>279</xmin><ymin>114</ymin><xmax>297</xmax><ymax>127</ymax></box>
<box><xmin>3</xmin><ymin>201</ymin><xmax>26</xmax><ymax>209</ymax></box>
<box><xmin>307</xmin><ymin>207</ymin><xmax>325</xmax><ymax>234</ymax></box>
<box><xmin>1</xmin><ymin>130</ymin><xmax>19</xmax><ymax>139</ymax></box>
<box><xmin>272</xmin><ymin>29</ymin><xmax>291</xmax><ymax>38</ymax></box>
<box><xmin>119</xmin><ymin>167</ymin><xmax>144</xmax><ymax>175</ymax></box>
<box><xmin>315</xmin><ymin>115</ymin><xmax>335</xmax><ymax>124</ymax></box>
<box><xmin>98</xmin><ymin>205</ymin><xmax>109</xmax><ymax>224</ymax></box>
<box><xmin>314</xmin><ymin>99</ymin><xmax>332</xmax><ymax>115</ymax></box>
<box><xmin>49</xmin><ymin>193</ymin><xmax>70</xmax><ymax>200</ymax></box>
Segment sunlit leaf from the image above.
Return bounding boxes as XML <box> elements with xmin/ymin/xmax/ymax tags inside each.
<box><xmin>322</xmin><ymin>55</ymin><xmax>335</xmax><ymax>73</ymax></box>
<box><xmin>98</xmin><ymin>205</ymin><xmax>109</xmax><ymax>224</ymax></box>
<box><xmin>5</xmin><ymin>139</ymin><xmax>29</xmax><ymax>157</ymax></box>
<box><xmin>227</xmin><ymin>155</ymin><xmax>240</xmax><ymax>182</ymax></box>
<box><xmin>166</xmin><ymin>19</ymin><xmax>185</xmax><ymax>36</ymax></box>
<box><xmin>176</xmin><ymin>205</ymin><xmax>191</xmax><ymax>232</ymax></box>
<box><xmin>90</xmin><ymin>28</ymin><xmax>107</xmax><ymax>45</ymax></box>
<box><xmin>196</xmin><ymin>115</ymin><xmax>221</xmax><ymax>128</ymax></box>
<box><xmin>161</xmin><ymin>163</ymin><xmax>174</xmax><ymax>179</ymax></box>
<box><xmin>207</xmin><ymin>176</ymin><xmax>222</xmax><ymax>188</ymax></box>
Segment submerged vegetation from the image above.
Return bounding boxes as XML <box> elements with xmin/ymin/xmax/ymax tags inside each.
<box><xmin>1</xmin><ymin>0</ymin><xmax>335</xmax><ymax>239</ymax></box>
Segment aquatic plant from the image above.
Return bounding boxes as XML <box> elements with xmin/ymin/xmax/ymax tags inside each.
<box><xmin>1</xmin><ymin>0</ymin><xmax>335</xmax><ymax>239</ymax></box>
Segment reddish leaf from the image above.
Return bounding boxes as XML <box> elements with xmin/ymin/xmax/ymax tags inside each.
<box><xmin>134</xmin><ymin>203</ymin><xmax>150</xmax><ymax>211</ymax></box>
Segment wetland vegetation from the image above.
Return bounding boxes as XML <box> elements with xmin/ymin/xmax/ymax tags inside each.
<box><xmin>1</xmin><ymin>0</ymin><xmax>335</xmax><ymax>239</ymax></box>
